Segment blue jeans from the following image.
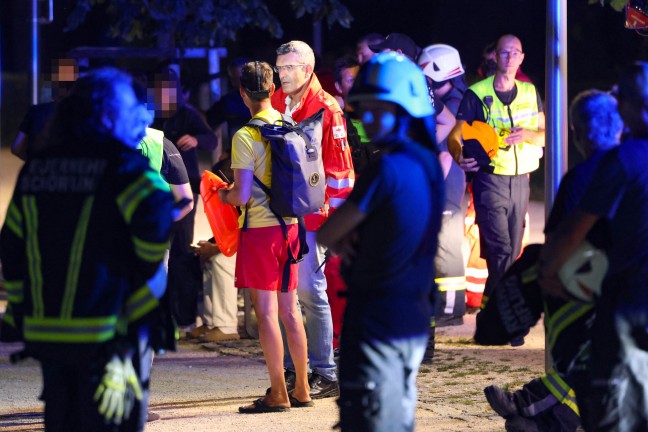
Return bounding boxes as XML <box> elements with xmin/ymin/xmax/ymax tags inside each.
<box><xmin>338</xmin><ymin>321</ymin><xmax>427</xmax><ymax>432</ymax></box>
<box><xmin>284</xmin><ymin>230</ymin><xmax>336</xmax><ymax>381</ymax></box>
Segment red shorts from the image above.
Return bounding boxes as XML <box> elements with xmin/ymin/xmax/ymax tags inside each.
<box><xmin>235</xmin><ymin>224</ymin><xmax>300</xmax><ymax>291</ymax></box>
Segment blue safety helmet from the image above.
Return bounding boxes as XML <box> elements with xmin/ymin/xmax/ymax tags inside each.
<box><xmin>348</xmin><ymin>52</ymin><xmax>433</xmax><ymax>118</ymax></box>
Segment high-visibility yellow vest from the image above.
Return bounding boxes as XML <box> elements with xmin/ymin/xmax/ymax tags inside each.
<box><xmin>470</xmin><ymin>76</ymin><xmax>542</xmax><ymax>175</ymax></box>
<box><xmin>138</xmin><ymin>128</ymin><xmax>165</xmax><ymax>178</ymax></box>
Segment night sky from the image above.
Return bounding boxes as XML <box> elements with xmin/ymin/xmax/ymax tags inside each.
<box><xmin>3</xmin><ymin>0</ymin><xmax>648</xmax><ymax>142</ymax></box>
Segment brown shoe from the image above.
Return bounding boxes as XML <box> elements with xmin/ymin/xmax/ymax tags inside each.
<box><xmin>186</xmin><ymin>324</ymin><xmax>210</xmax><ymax>340</ymax></box>
<box><xmin>200</xmin><ymin>328</ymin><xmax>240</xmax><ymax>343</ymax></box>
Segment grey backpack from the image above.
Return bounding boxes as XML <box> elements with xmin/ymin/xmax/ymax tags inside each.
<box><xmin>246</xmin><ymin>108</ymin><xmax>325</xmax><ymax>217</ymax></box>
<box><xmin>244</xmin><ymin>108</ymin><xmax>326</xmax><ymax>292</ymax></box>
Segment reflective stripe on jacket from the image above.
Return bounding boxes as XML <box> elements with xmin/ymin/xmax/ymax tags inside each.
<box><xmin>0</xmin><ymin>139</ymin><xmax>173</xmax><ymax>353</ymax></box>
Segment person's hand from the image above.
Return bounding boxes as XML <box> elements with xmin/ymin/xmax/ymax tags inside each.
<box><xmin>458</xmin><ymin>154</ymin><xmax>479</xmax><ymax>172</ymax></box>
<box><xmin>177</xmin><ymin>134</ymin><xmax>198</xmax><ymax>151</ymax></box>
<box><xmin>195</xmin><ymin>240</ymin><xmax>219</xmax><ymax>267</ymax></box>
<box><xmin>335</xmin><ymin>231</ymin><xmax>359</xmax><ymax>266</ymax></box>
<box><xmin>504</xmin><ymin>127</ymin><xmax>528</xmax><ymax>146</ymax></box>
<box><xmin>538</xmin><ymin>265</ymin><xmax>571</xmax><ymax>300</ymax></box>
<box><xmin>320</xmin><ymin>202</ymin><xmax>330</xmax><ymax>218</ymax></box>
<box><xmin>217</xmin><ymin>186</ymin><xmax>232</xmax><ymax>204</ymax></box>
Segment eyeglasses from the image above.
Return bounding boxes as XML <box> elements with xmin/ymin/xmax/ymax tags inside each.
<box><xmin>497</xmin><ymin>50</ymin><xmax>523</xmax><ymax>59</ymax></box>
<box><xmin>273</xmin><ymin>64</ymin><xmax>307</xmax><ymax>73</ymax></box>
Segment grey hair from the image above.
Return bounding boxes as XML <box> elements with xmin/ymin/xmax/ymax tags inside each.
<box><xmin>276</xmin><ymin>41</ymin><xmax>315</xmax><ymax>67</ymax></box>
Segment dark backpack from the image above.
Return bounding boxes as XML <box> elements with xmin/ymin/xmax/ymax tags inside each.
<box><xmin>244</xmin><ymin>108</ymin><xmax>326</xmax><ymax>292</ymax></box>
<box><xmin>245</xmin><ymin>108</ymin><xmax>326</xmax><ymax>217</ymax></box>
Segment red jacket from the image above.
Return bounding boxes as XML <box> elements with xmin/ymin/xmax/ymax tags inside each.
<box><xmin>272</xmin><ymin>74</ymin><xmax>355</xmax><ymax>231</ymax></box>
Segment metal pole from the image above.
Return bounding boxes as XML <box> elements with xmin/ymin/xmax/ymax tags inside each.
<box><xmin>545</xmin><ymin>0</ymin><xmax>568</xmax><ymax>214</ymax></box>
<box><xmin>545</xmin><ymin>0</ymin><xmax>569</xmax><ymax>372</ymax></box>
<box><xmin>31</xmin><ymin>0</ymin><xmax>39</xmax><ymax>104</ymax></box>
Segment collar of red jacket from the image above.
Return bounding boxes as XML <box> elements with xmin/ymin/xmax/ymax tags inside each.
<box><xmin>272</xmin><ymin>73</ymin><xmax>323</xmax><ymax>113</ymax></box>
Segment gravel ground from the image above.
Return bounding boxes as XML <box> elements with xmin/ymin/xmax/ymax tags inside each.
<box><xmin>0</xmin><ymin>149</ymin><xmax>547</xmax><ymax>431</ymax></box>
<box><xmin>0</xmin><ymin>313</ymin><xmax>546</xmax><ymax>432</ymax></box>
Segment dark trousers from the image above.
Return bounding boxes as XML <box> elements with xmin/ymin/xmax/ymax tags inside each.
<box><xmin>512</xmin><ymin>376</ymin><xmax>581</xmax><ymax>432</ymax></box>
<box><xmin>434</xmin><ymin>204</ymin><xmax>467</xmax><ymax>317</ymax></box>
<box><xmin>472</xmin><ymin>172</ymin><xmax>529</xmax><ymax>304</ymax></box>
<box><xmin>167</xmin><ymin>193</ymin><xmax>200</xmax><ymax>325</ymax></box>
<box><xmin>40</xmin><ymin>336</ymin><xmax>151</xmax><ymax>432</ymax></box>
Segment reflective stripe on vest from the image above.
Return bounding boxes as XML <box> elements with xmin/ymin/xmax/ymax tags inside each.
<box><xmin>126</xmin><ymin>284</ymin><xmax>159</xmax><ymax>323</ymax></box>
<box><xmin>132</xmin><ymin>235</ymin><xmax>168</xmax><ymax>263</ymax></box>
<box><xmin>2</xmin><ymin>306</ymin><xmax>16</xmax><ymax>327</ymax></box>
<box><xmin>545</xmin><ymin>301</ymin><xmax>594</xmax><ymax>350</ymax></box>
<box><xmin>116</xmin><ymin>171</ymin><xmax>169</xmax><ymax>224</ymax></box>
<box><xmin>61</xmin><ymin>197</ymin><xmax>94</xmax><ymax>319</ymax></box>
<box><xmin>540</xmin><ymin>368</ymin><xmax>580</xmax><ymax>415</ymax></box>
<box><xmin>24</xmin><ymin>315</ymin><xmax>118</xmax><ymax>343</ymax></box>
<box><xmin>520</xmin><ymin>263</ymin><xmax>539</xmax><ymax>285</ymax></box>
<box><xmin>435</xmin><ymin>276</ymin><xmax>467</xmax><ymax>292</ymax></box>
<box><xmin>4</xmin><ymin>280</ymin><xmax>24</xmax><ymax>304</ymax></box>
<box><xmin>480</xmin><ymin>294</ymin><xmax>490</xmax><ymax>309</ymax></box>
<box><xmin>5</xmin><ymin>201</ymin><xmax>24</xmax><ymax>239</ymax></box>
<box><xmin>470</xmin><ymin>76</ymin><xmax>541</xmax><ymax>175</ymax></box>
<box><xmin>23</xmin><ymin>196</ymin><xmax>44</xmax><ymax>318</ymax></box>
<box><xmin>138</xmin><ymin>128</ymin><xmax>165</xmax><ymax>174</ymax></box>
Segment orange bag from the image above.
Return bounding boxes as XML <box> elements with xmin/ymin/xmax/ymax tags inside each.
<box><xmin>200</xmin><ymin>170</ymin><xmax>240</xmax><ymax>257</ymax></box>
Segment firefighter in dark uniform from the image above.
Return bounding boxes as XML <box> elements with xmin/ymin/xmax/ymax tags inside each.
<box><xmin>0</xmin><ymin>67</ymin><xmax>174</xmax><ymax>432</ymax></box>
<box><xmin>484</xmin><ymin>90</ymin><xmax>622</xmax><ymax>431</ymax></box>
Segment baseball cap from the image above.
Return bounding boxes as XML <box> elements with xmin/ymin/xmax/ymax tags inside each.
<box><xmin>368</xmin><ymin>33</ymin><xmax>419</xmax><ymax>61</ymax></box>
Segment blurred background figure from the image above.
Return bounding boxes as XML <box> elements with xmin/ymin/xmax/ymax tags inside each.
<box><xmin>356</xmin><ymin>33</ymin><xmax>384</xmax><ymax>65</ymax></box>
<box><xmin>419</xmin><ymin>44</ymin><xmax>468</xmax><ymax>326</ymax></box>
<box><xmin>206</xmin><ymin>57</ymin><xmax>250</xmax><ymax>163</ymax></box>
<box><xmin>1</xmin><ymin>67</ymin><xmax>174</xmax><ymax>431</ymax></box>
<box><xmin>150</xmin><ymin>65</ymin><xmax>217</xmax><ymax>329</ymax></box>
<box><xmin>11</xmin><ymin>57</ymin><xmax>82</xmax><ymax>160</ymax></box>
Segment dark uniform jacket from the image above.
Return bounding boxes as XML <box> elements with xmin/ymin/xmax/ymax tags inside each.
<box><xmin>0</xmin><ymin>137</ymin><xmax>174</xmax><ymax>364</ymax></box>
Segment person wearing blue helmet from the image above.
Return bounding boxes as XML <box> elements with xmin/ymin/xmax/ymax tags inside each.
<box><xmin>318</xmin><ymin>52</ymin><xmax>445</xmax><ymax>432</ymax></box>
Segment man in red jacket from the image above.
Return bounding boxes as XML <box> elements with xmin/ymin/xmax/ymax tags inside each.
<box><xmin>271</xmin><ymin>40</ymin><xmax>355</xmax><ymax>398</ymax></box>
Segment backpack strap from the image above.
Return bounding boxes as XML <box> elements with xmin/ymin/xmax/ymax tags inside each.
<box><xmin>252</xmin><ymin>176</ymin><xmax>309</xmax><ymax>292</ymax></box>
<box><xmin>245</xmin><ymin>118</ymin><xmax>268</xmax><ymax>128</ymax></box>
<box><xmin>244</xmin><ymin>115</ymin><xmax>310</xmax><ymax>292</ymax></box>
<box><xmin>245</xmin><ymin>115</ymin><xmax>292</xmax><ymax>129</ymax></box>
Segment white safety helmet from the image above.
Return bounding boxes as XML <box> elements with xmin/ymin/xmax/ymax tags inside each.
<box><xmin>418</xmin><ymin>44</ymin><xmax>465</xmax><ymax>83</ymax></box>
<box><xmin>558</xmin><ymin>241</ymin><xmax>608</xmax><ymax>302</ymax></box>
<box><xmin>348</xmin><ymin>52</ymin><xmax>433</xmax><ymax>118</ymax></box>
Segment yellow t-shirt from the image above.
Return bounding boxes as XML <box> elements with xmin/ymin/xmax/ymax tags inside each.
<box><xmin>231</xmin><ymin>108</ymin><xmax>297</xmax><ymax>228</ymax></box>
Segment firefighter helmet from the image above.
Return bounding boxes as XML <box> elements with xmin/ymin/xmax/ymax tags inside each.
<box><xmin>558</xmin><ymin>241</ymin><xmax>608</xmax><ymax>302</ymax></box>
<box><xmin>461</xmin><ymin>120</ymin><xmax>498</xmax><ymax>167</ymax></box>
<box><xmin>348</xmin><ymin>52</ymin><xmax>433</xmax><ymax>118</ymax></box>
<box><xmin>418</xmin><ymin>44</ymin><xmax>465</xmax><ymax>83</ymax></box>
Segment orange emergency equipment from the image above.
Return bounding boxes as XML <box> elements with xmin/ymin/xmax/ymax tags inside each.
<box><xmin>200</xmin><ymin>170</ymin><xmax>239</xmax><ymax>257</ymax></box>
<box><xmin>465</xmin><ymin>185</ymin><xmax>488</xmax><ymax>308</ymax></box>
<box><xmin>461</xmin><ymin>120</ymin><xmax>498</xmax><ymax>167</ymax></box>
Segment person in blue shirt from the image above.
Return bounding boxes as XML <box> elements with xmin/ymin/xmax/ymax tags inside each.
<box><xmin>540</xmin><ymin>62</ymin><xmax>648</xmax><ymax>431</ymax></box>
<box><xmin>318</xmin><ymin>52</ymin><xmax>445</xmax><ymax>432</ymax></box>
